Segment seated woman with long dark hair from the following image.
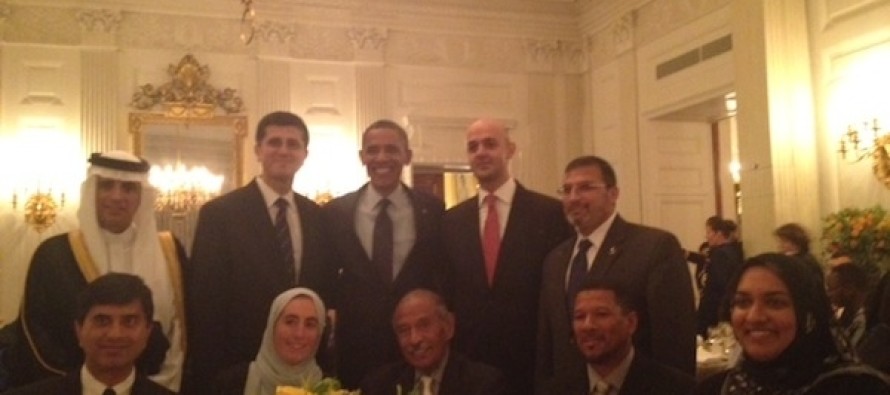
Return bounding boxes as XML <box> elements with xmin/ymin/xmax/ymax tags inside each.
<box><xmin>696</xmin><ymin>253</ymin><xmax>889</xmax><ymax>394</ymax></box>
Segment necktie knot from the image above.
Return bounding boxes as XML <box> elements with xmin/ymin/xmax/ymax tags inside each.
<box><xmin>103</xmin><ymin>388</ymin><xmax>117</xmax><ymax>395</ymax></box>
<box><xmin>275</xmin><ymin>197</ymin><xmax>289</xmax><ymax>210</ymax></box>
<box><xmin>484</xmin><ymin>193</ymin><xmax>498</xmax><ymax>207</ymax></box>
<box><xmin>591</xmin><ymin>381</ymin><xmax>610</xmax><ymax>395</ymax></box>
<box><xmin>578</xmin><ymin>238</ymin><xmax>593</xmax><ymax>253</ymax></box>
<box><xmin>379</xmin><ymin>198</ymin><xmax>391</xmax><ymax>211</ymax></box>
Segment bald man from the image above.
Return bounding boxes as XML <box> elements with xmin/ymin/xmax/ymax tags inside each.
<box><xmin>442</xmin><ymin>118</ymin><xmax>572</xmax><ymax>395</ymax></box>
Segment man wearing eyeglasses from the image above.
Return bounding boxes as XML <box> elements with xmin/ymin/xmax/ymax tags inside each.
<box><xmin>442</xmin><ymin>118</ymin><xmax>572</xmax><ymax>395</ymax></box>
<box><xmin>535</xmin><ymin>155</ymin><xmax>696</xmax><ymax>392</ymax></box>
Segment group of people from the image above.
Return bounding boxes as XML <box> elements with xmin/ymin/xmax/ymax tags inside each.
<box><xmin>0</xmin><ymin>110</ymin><xmax>888</xmax><ymax>395</ymax></box>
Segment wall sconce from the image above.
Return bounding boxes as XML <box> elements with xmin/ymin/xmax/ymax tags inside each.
<box><xmin>1</xmin><ymin>126</ymin><xmax>81</xmax><ymax>233</ymax></box>
<box><xmin>837</xmin><ymin>118</ymin><xmax>890</xmax><ymax>188</ymax></box>
<box><xmin>12</xmin><ymin>190</ymin><xmax>65</xmax><ymax>233</ymax></box>
<box><xmin>838</xmin><ymin>119</ymin><xmax>885</xmax><ymax>162</ymax></box>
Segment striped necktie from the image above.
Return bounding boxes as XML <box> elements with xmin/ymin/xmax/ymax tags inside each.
<box><xmin>274</xmin><ymin>198</ymin><xmax>297</xmax><ymax>283</ymax></box>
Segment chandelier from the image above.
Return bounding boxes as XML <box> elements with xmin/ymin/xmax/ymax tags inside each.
<box><xmin>150</xmin><ymin>164</ymin><xmax>224</xmax><ymax>215</ymax></box>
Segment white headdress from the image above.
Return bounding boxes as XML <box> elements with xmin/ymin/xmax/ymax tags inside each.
<box><xmin>76</xmin><ymin>151</ymin><xmax>175</xmax><ymax>329</ymax></box>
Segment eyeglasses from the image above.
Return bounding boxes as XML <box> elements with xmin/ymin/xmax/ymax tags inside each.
<box><xmin>556</xmin><ymin>183</ymin><xmax>609</xmax><ymax>197</ymax></box>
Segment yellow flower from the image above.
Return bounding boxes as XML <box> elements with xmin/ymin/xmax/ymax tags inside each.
<box><xmin>276</xmin><ymin>386</ymin><xmax>313</xmax><ymax>395</ymax></box>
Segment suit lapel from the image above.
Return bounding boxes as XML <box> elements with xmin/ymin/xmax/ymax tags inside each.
<box><xmin>243</xmin><ymin>181</ymin><xmax>282</xmax><ymax>258</ymax></box>
<box><xmin>339</xmin><ymin>186</ymin><xmax>384</xmax><ymax>285</ymax></box>
<box><xmin>552</xmin><ymin>239</ymin><xmax>576</xmax><ymax>321</ymax></box>
<box><xmin>589</xmin><ymin>215</ymin><xmax>629</xmax><ymax>278</ymax></box>
<box><xmin>491</xmin><ymin>185</ymin><xmax>531</xmax><ymax>288</ymax></box>
<box><xmin>397</xmin><ymin>363</ymin><xmax>417</xmax><ymax>394</ymax></box>
<box><xmin>394</xmin><ymin>185</ymin><xmax>424</xmax><ymax>285</ymax></box>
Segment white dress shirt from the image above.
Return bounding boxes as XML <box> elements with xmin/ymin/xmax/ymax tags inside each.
<box><xmin>256</xmin><ymin>177</ymin><xmax>304</xmax><ymax>278</ymax></box>
<box><xmin>356</xmin><ymin>184</ymin><xmax>416</xmax><ymax>280</ymax></box>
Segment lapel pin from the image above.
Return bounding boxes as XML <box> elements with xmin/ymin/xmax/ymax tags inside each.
<box><xmin>609</xmin><ymin>247</ymin><xmax>617</xmax><ymax>256</ymax></box>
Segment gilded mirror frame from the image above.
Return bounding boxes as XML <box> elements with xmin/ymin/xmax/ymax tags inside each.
<box><xmin>129</xmin><ymin>112</ymin><xmax>248</xmax><ymax>187</ymax></box>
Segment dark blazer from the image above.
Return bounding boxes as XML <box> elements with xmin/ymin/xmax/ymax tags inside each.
<box><xmin>696</xmin><ymin>242</ymin><xmax>743</xmax><ymax>336</ymax></box>
<box><xmin>324</xmin><ymin>183</ymin><xmax>445</xmax><ymax>388</ymax></box>
<box><xmin>185</xmin><ymin>180</ymin><xmax>335</xmax><ymax>393</ymax></box>
<box><xmin>359</xmin><ymin>352</ymin><xmax>506</xmax><ymax>395</ymax></box>
<box><xmin>2</xmin><ymin>371</ymin><xmax>175</xmax><ymax>395</ymax></box>
<box><xmin>536</xmin><ymin>216</ymin><xmax>696</xmax><ymax>390</ymax></box>
<box><xmin>554</xmin><ymin>353</ymin><xmax>694</xmax><ymax>395</ymax></box>
<box><xmin>210</xmin><ymin>362</ymin><xmax>249</xmax><ymax>395</ymax></box>
<box><xmin>443</xmin><ymin>183</ymin><xmax>572</xmax><ymax>395</ymax></box>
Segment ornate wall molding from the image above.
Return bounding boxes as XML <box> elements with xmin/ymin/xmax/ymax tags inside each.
<box><xmin>526</xmin><ymin>39</ymin><xmax>587</xmax><ymax>73</ymax></box>
<box><xmin>347</xmin><ymin>27</ymin><xmax>388</xmax><ymax>51</ymax></box>
<box><xmin>255</xmin><ymin>20</ymin><xmax>297</xmax><ymax>45</ymax></box>
<box><xmin>75</xmin><ymin>9</ymin><xmax>121</xmax><ymax>33</ymax></box>
<box><xmin>131</xmin><ymin>54</ymin><xmax>244</xmax><ymax>116</ymax></box>
<box><xmin>613</xmin><ymin>10</ymin><xmax>635</xmax><ymax>54</ymax></box>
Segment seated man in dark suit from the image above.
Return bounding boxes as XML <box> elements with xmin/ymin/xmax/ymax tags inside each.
<box><xmin>360</xmin><ymin>289</ymin><xmax>506</xmax><ymax>395</ymax></box>
<box><xmin>4</xmin><ymin>273</ymin><xmax>175</xmax><ymax>395</ymax></box>
<box><xmin>555</xmin><ymin>280</ymin><xmax>694</xmax><ymax>395</ymax></box>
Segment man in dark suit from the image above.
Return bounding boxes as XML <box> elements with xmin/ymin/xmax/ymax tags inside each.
<box><xmin>325</xmin><ymin>119</ymin><xmax>445</xmax><ymax>388</ymax></box>
<box><xmin>536</xmin><ymin>155</ymin><xmax>696</xmax><ymax>392</ymax></box>
<box><xmin>552</xmin><ymin>280</ymin><xmax>694</xmax><ymax>395</ymax></box>
<box><xmin>443</xmin><ymin>118</ymin><xmax>572</xmax><ymax>395</ymax></box>
<box><xmin>360</xmin><ymin>289</ymin><xmax>506</xmax><ymax>395</ymax></box>
<box><xmin>186</xmin><ymin>111</ymin><xmax>335</xmax><ymax>393</ymax></box>
<box><xmin>4</xmin><ymin>273</ymin><xmax>175</xmax><ymax>395</ymax></box>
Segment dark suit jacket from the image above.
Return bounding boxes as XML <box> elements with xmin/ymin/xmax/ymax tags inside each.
<box><xmin>696</xmin><ymin>242</ymin><xmax>742</xmax><ymax>336</ymax></box>
<box><xmin>185</xmin><ymin>180</ymin><xmax>335</xmax><ymax>393</ymax></box>
<box><xmin>443</xmin><ymin>183</ymin><xmax>572</xmax><ymax>395</ymax></box>
<box><xmin>554</xmin><ymin>353</ymin><xmax>694</xmax><ymax>395</ymax></box>
<box><xmin>210</xmin><ymin>362</ymin><xmax>249</xmax><ymax>395</ymax></box>
<box><xmin>536</xmin><ymin>216</ymin><xmax>696</xmax><ymax>391</ymax></box>
<box><xmin>324</xmin><ymin>183</ymin><xmax>445</xmax><ymax>388</ymax></box>
<box><xmin>359</xmin><ymin>352</ymin><xmax>506</xmax><ymax>395</ymax></box>
<box><xmin>2</xmin><ymin>371</ymin><xmax>175</xmax><ymax>395</ymax></box>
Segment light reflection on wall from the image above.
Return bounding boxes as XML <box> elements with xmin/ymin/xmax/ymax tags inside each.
<box><xmin>828</xmin><ymin>43</ymin><xmax>890</xmax><ymax>139</ymax></box>
<box><xmin>0</xmin><ymin>125</ymin><xmax>84</xmax><ymax>210</ymax></box>
<box><xmin>292</xmin><ymin>124</ymin><xmax>366</xmax><ymax>200</ymax></box>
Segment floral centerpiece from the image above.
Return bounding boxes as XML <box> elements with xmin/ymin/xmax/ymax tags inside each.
<box><xmin>822</xmin><ymin>205</ymin><xmax>890</xmax><ymax>280</ymax></box>
<box><xmin>276</xmin><ymin>378</ymin><xmax>360</xmax><ymax>395</ymax></box>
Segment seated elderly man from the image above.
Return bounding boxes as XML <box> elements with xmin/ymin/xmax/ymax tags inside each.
<box><xmin>1</xmin><ymin>151</ymin><xmax>186</xmax><ymax>392</ymax></box>
<box><xmin>553</xmin><ymin>280</ymin><xmax>695</xmax><ymax>395</ymax></box>
<box><xmin>360</xmin><ymin>289</ymin><xmax>506</xmax><ymax>395</ymax></box>
<box><xmin>3</xmin><ymin>273</ymin><xmax>175</xmax><ymax>395</ymax></box>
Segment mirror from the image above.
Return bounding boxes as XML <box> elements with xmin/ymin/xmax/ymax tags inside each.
<box><xmin>128</xmin><ymin>54</ymin><xmax>247</xmax><ymax>252</ymax></box>
<box><xmin>130</xmin><ymin>112</ymin><xmax>247</xmax><ymax>192</ymax></box>
<box><xmin>129</xmin><ymin>113</ymin><xmax>247</xmax><ymax>253</ymax></box>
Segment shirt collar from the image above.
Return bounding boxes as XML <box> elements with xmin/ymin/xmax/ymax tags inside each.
<box><xmin>81</xmin><ymin>365</ymin><xmax>136</xmax><ymax>395</ymax></box>
<box><xmin>256</xmin><ymin>176</ymin><xmax>294</xmax><ymax>209</ymax></box>
<box><xmin>365</xmin><ymin>183</ymin><xmax>409</xmax><ymax>209</ymax></box>
<box><xmin>577</xmin><ymin>210</ymin><xmax>618</xmax><ymax>250</ymax></box>
<box><xmin>477</xmin><ymin>177</ymin><xmax>516</xmax><ymax>208</ymax></box>
<box><xmin>587</xmin><ymin>346</ymin><xmax>634</xmax><ymax>393</ymax></box>
<box><xmin>415</xmin><ymin>349</ymin><xmax>449</xmax><ymax>388</ymax></box>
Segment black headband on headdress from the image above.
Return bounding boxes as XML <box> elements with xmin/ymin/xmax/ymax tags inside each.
<box><xmin>88</xmin><ymin>153</ymin><xmax>151</xmax><ymax>173</ymax></box>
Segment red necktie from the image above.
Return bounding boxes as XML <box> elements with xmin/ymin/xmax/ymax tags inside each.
<box><xmin>482</xmin><ymin>194</ymin><xmax>501</xmax><ymax>286</ymax></box>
